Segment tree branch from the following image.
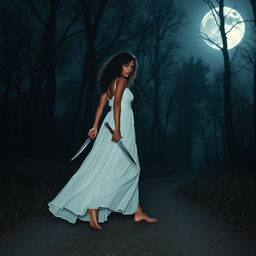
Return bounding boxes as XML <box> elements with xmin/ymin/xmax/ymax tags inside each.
<box><xmin>225</xmin><ymin>19</ymin><xmax>253</xmax><ymax>35</ymax></box>
<box><xmin>201</xmin><ymin>31</ymin><xmax>222</xmax><ymax>50</ymax></box>
<box><xmin>55</xmin><ymin>29</ymin><xmax>86</xmax><ymax>50</ymax></box>
<box><xmin>55</xmin><ymin>14</ymin><xmax>81</xmax><ymax>49</ymax></box>
<box><xmin>27</xmin><ymin>0</ymin><xmax>46</xmax><ymax>26</ymax></box>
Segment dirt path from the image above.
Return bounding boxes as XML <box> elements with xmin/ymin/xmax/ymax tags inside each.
<box><xmin>0</xmin><ymin>175</ymin><xmax>255</xmax><ymax>256</ymax></box>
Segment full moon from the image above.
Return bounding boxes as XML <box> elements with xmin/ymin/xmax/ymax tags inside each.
<box><xmin>200</xmin><ymin>7</ymin><xmax>245</xmax><ymax>50</ymax></box>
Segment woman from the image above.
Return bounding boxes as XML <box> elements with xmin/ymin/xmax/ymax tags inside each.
<box><xmin>48</xmin><ymin>51</ymin><xmax>157</xmax><ymax>230</ymax></box>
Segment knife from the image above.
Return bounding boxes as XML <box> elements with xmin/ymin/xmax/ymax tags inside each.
<box><xmin>70</xmin><ymin>137</ymin><xmax>93</xmax><ymax>161</ymax></box>
<box><xmin>104</xmin><ymin>122</ymin><xmax>137</xmax><ymax>167</ymax></box>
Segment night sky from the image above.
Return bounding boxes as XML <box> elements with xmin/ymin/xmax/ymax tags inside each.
<box><xmin>177</xmin><ymin>0</ymin><xmax>252</xmax><ymax>68</ymax></box>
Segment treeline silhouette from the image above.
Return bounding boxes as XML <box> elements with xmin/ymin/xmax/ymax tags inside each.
<box><xmin>0</xmin><ymin>0</ymin><xmax>256</xmax><ymax>173</ymax></box>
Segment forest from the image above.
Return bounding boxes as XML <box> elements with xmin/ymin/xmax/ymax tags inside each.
<box><xmin>1</xmin><ymin>0</ymin><xmax>256</xmax><ymax>173</ymax></box>
<box><xmin>1</xmin><ymin>0</ymin><xmax>256</xmax><ymax>242</ymax></box>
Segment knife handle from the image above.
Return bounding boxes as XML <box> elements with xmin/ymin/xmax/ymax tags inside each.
<box><xmin>104</xmin><ymin>122</ymin><xmax>114</xmax><ymax>134</ymax></box>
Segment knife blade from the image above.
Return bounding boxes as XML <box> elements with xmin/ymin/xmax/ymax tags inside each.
<box><xmin>104</xmin><ymin>122</ymin><xmax>137</xmax><ymax>167</ymax></box>
<box><xmin>70</xmin><ymin>137</ymin><xmax>93</xmax><ymax>161</ymax></box>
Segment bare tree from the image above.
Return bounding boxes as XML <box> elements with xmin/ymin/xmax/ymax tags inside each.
<box><xmin>204</xmin><ymin>72</ymin><xmax>226</xmax><ymax>169</ymax></box>
<box><xmin>198</xmin><ymin>71</ymin><xmax>226</xmax><ymax>170</ymax></box>
<box><xmin>251</xmin><ymin>0</ymin><xmax>256</xmax><ymax>147</ymax></box>
<box><xmin>173</xmin><ymin>57</ymin><xmax>209</xmax><ymax>169</ymax></box>
<box><xmin>240</xmin><ymin>0</ymin><xmax>256</xmax><ymax>146</ymax></box>
<box><xmin>202</xmin><ymin>0</ymin><xmax>240</xmax><ymax>170</ymax></box>
<box><xmin>23</xmin><ymin>0</ymin><xmax>82</xmax><ymax>154</ymax></box>
<box><xmin>141</xmin><ymin>0</ymin><xmax>185</xmax><ymax>164</ymax></box>
<box><xmin>250</xmin><ymin>0</ymin><xmax>256</xmax><ymax>28</ymax></box>
<box><xmin>0</xmin><ymin>4</ymin><xmax>29</xmax><ymax>152</ymax></box>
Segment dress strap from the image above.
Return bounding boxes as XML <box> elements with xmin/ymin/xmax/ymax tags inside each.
<box><xmin>114</xmin><ymin>78</ymin><xmax>117</xmax><ymax>91</ymax></box>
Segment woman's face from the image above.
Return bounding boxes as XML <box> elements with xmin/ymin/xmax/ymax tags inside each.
<box><xmin>121</xmin><ymin>60</ymin><xmax>135</xmax><ymax>78</ymax></box>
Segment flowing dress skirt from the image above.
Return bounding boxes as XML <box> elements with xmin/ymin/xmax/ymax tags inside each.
<box><xmin>48</xmin><ymin>89</ymin><xmax>140</xmax><ymax>223</ymax></box>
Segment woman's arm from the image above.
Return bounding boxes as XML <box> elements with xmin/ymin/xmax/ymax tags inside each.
<box><xmin>88</xmin><ymin>92</ymin><xmax>108</xmax><ymax>139</ymax></box>
<box><xmin>112</xmin><ymin>77</ymin><xmax>126</xmax><ymax>142</ymax></box>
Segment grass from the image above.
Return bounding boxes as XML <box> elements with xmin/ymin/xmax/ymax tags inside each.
<box><xmin>0</xmin><ymin>155</ymin><xmax>79</xmax><ymax>231</ymax></box>
<box><xmin>0</xmin><ymin>178</ymin><xmax>55</xmax><ymax>230</ymax></box>
<box><xmin>177</xmin><ymin>169</ymin><xmax>256</xmax><ymax>232</ymax></box>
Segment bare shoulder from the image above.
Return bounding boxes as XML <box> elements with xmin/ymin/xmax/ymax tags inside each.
<box><xmin>116</xmin><ymin>77</ymin><xmax>127</xmax><ymax>87</ymax></box>
<box><xmin>101</xmin><ymin>91</ymin><xmax>108</xmax><ymax>100</ymax></box>
<box><xmin>114</xmin><ymin>77</ymin><xmax>127</xmax><ymax>101</ymax></box>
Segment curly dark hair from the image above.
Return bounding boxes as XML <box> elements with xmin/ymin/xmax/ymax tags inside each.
<box><xmin>98</xmin><ymin>51</ymin><xmax>138</xmax><ymax>93</ymax></box>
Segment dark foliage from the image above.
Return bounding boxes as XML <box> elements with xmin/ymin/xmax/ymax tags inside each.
<box><xmin>178</xmin><ymin>170</ymin><xmax>256</xmax><ymax>232</ymax></box>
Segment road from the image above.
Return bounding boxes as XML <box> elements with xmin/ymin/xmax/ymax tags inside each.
<box><xmin>0</xmin><ymin>174</ymin><xmax>255</xmax><ymax>256</ymax></box>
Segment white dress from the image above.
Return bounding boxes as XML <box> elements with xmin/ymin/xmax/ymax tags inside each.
<box><xmin>48</xmin><ymin>81</ymin><xmax>141</xmax><ymax>223</ymax></box>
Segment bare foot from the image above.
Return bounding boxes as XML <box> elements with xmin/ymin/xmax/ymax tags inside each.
<box><xmin>87</xmin><ymin>208</ymin><xmax>102</xmax><ymax>230</ymax></box>
<box><xmin>134</xmin><ymin>211</ymin><xmax>157</xmax><ymax>223</ymax></box>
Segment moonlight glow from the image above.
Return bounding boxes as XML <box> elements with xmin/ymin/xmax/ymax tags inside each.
<box><xmin>200</xmin><ymin>7</ymin><xmax>245</xmax><ymax>50</ymax></box>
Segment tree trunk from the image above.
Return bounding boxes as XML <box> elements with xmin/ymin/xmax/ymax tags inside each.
<box><xmin>66</xmin><ymin>55</ymin><xmax>88</xmax><ymax>152</ymax></box>
<box><xmin>198</xmin><ymin>118</ymin><xmax>210</xmax><ymax>169</ymax></box>
<box><xmin>250</xmin><ymin>0</ymin><xmax>256</xmax><ymax>28</ymax></box>
<box><xmin>249</xmin><ymin>0</ymin><xmax>256</xmax><ymax>146</ymax></box>
<box><xmin>80</xmin><ymin>43</ymin><xmax>98</xmax><ymax>141</ymax></box>
<box><xmin>0</xmin><ymin>29</ymin><xmax>12</xmax><ymax>153</ymax></box>
<box><xmin>0</xmin><ymin>79</ymin><xmax>11</xmax><ymax>153</ymax></box>
<box><xmin>253</xmin><ymin>59</ymin><xmax>256</xmax><ymax>145</ymax></box>
<box><xmin>213</xmin><ymin>119</ymin><xmax>221</xmax><ymax>168</ymax></box>
<box><xmin>219</xmin><ymin>0</ymin><xmax>239</xmax><ymax>170</ymax></box>
<box><xmin>149</xmin><ymin>34</ymin><xmax>163</xmax><ymax>164</ymax></box>
<box><xmin>26</xmin><ymin>0</ymin><xmax>60</xmax><ymax>155</ymax></box>
<box><xmin>40</xmin><ymin>0</ymin><xmax>60</xmax><ymax>154</ymax></box>
<box><xmin>13</xmin><ymin>54</ymin><xmax>22</xmax><ymax>151</ymax></box>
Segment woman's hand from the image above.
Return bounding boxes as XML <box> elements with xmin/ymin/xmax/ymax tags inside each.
<box><xmin>111</xmin><ymin>129</ymin><xmax>123</xmax><ymax>142</ymax></box>
<box><xmin>88</xmin><ymin>127</ymin><xmax>98</xmax><ymax>139</ymax></box>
